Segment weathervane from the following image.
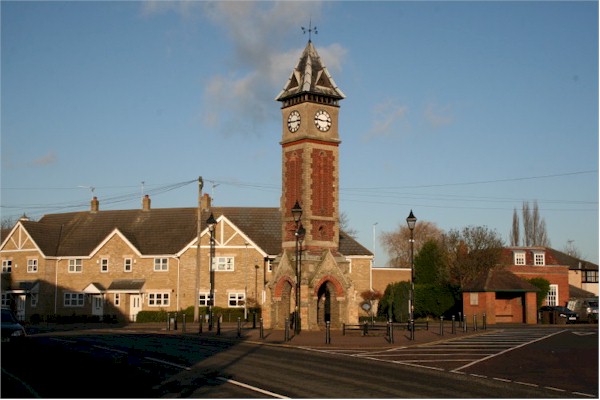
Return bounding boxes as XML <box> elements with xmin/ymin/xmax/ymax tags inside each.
<box><xmin>301</xmin><ymin>18</ymin><xmax>317</xmax><ymax>42</ymax></box>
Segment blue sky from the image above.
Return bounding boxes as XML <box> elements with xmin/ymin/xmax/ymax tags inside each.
<box><xmin>2</xmin><ymin>1</ymin><xmax>598</xmax><ymax>264</ymax></box>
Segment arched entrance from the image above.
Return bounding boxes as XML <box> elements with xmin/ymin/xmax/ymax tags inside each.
<box><xmin>317</xmin><ymin>281</ymin><xmax>338</xmax><ymax>328</ymax></box>
<box><xmin>275</xmin><ymin>279</ymin><xmax>294</xmax><ymax>329</ymax></box>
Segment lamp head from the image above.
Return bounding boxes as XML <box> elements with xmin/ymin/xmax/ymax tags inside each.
<box><xmin>406</xmin><ymin>210</ymin><xmax>417</xmax><ymax>231</ymax></box>
<box><xmin>291</xmin><ymin>201</ymin><xmax>303</xmax><ymax>223</ymax></box>
<box><xmin>206</xmin><ymin>213</ymin><xmax>217</xmax><ymax>231</ymax></box>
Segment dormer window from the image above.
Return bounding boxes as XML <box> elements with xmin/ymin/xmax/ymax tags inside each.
<box><xmin>514</xmin><ymin>251</ymin><xmax>526</xmax><ymax>265</ymax></box>
<box><xmin>533</xmin><ymin>251</ymin><xmax>545</xmax><ymax>266</ymax></box>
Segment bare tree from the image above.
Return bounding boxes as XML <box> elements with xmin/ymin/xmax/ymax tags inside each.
<box><xmin>563</xmin><ymin>240</ymin><xmax>582</xmax><ymax>258</ymax></box>
<box><xmin>339</xmin><ymin>211</ymin><xmax>358</xmax><ymax>239</ymax></box>
<box><xmin>380</xmin><ymin>220</ymin><xmax>442</xmax><ymax>268</ymax></box>
<box><xmin>510</xmin><ymin>208</ymin><xmax>520</xmax><ymax>246</ymax></box>
<box><xmin>521</xmin><ymin>200</ymin><xmax>550</xmax><ymax>247</ymax></box>
<box><xmin>439</xmin><ymin>225</ymin><xmax>504</xmax><ymax>287</ymax></box>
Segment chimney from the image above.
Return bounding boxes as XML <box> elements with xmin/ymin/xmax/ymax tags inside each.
<box><xmin>201</xmin><ymin>193</ymin><xmax>212</xmax><ymax>210</ymax></box>
<box><xmin>90</xmin><ymin>196</ymin><xmax>99</xmax><ymax>213</ymax></box>
<box><xmin>142</xmin><ymin>194</ymin><xmax>151</xmax><ymax>211</ymax></box>
<box><xmin>19</xmin><ymin>213</ymin><xmax>30</xmax><ymax>222</ymax></box>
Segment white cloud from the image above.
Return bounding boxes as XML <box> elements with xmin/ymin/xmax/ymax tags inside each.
<box><xmin>364</xmin><ymin>99</ymin><xmax>409</xmax><ymax>141</ymax></box>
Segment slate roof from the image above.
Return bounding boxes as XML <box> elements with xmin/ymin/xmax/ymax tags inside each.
<box><xmin>21</xmin><ymin>206</ymin><xmax>371</xmax><ymax>258</ymax></box>
<box><xmin>569</xmin><ymin>285</ymin><xmax>596</xmax><ymax>299</ymax></box>
<box><xmin>276</xmin><ymin>40</ymin><xmax>345</xmax><ymax>101</ymax></box>
<box><xmin>462</xmin><ymin>267</ymin><xmax>540</xmax><ymax>293</ymax></box>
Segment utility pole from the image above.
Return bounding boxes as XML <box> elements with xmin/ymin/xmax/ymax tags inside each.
<box><xmin>194</xmin><ymin>177</ymin><xmax>203</xmax><ymax>323</ymax></box>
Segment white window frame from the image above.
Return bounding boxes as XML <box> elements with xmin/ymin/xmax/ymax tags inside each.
<box><xmin>546</xmin><ymin>284</ymin><xmax>558</xmax><ymax>306</ymax></box>
<box><xmin>148</xmin><ymin>292</ymin><xmax>170</xmax><ymax>307</ymax></box>
<box><xmin>584</xmin><ymin>270</ymin><xmax>598</xmax><ymax>283</ymax></box>
<box><xmin>100</xmin><ymin>258</ymin><xmax>109</xmax><ymax>273</ymax></box>
<box><xmin>211</xmin><ymin>256</ymin><xmax>235</xmax><ymax>271</ymax></box>
<box><xmin>2</xmin><ymin>259</ymin><xmax>12</xmax><ymax>273</ymax></box>
<box><xmin>154</xmin><ymin>258</ymin><xmax>169</xmax><ymax>272</ymax></box>
<box><xmin>1</xmin><ymin>293</ymin><xmax>10</xmax><ymax>306</ymax></box>
<box><xmin>124</xmin><ymin>258</ymin><xmax>133</xmax><ymax>272</ymax></box>
<box><xmin>228</xmin><ymin>292</ymin><xmax>245</xmax><ymax>308</ymax></box>
<box><xmin>114</xmin><ymin>293</ymin><xmax>121</xmax><ymax>306</ymax></box>
<box><xmin>68</xmin><ymin>259</ymin><xmax>83</xmax><ymax>273</ymax></box>
<box><xmin>514</xmin><ymin>252</ymin><xmax>526</xmax><ymax>266</ymax></box>
<box><xmin>64</xmin><ymin>292</ymin><xmax>85</xmax><ymax>307</ymax></box>
<box><xmin>27</xmin><ymin>258</ymin><xmax>38</xmax><ymax>273</ymax></box>
<box><xmin>533</xmin><ymin>252</ymin><xmax>545</xmax><ymax>266</ymax></box>
<box><xmin>199</xmin><ymin>292</ymin><xmax>212</xmax><ymax>307</ymax></box>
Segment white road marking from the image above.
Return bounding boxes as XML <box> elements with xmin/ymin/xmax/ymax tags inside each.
<box><xmin>216</xmin><ymin>377</ymin><xmax>290</xmax><ymax>398</ymax></box>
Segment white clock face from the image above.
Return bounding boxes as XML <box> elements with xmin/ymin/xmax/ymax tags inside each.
<box><xmin>314</xmin><ymin>110</ymin><xmax>331</xmax><ymax>131</ymax></box>
<box><xmin>287</xmin><ymin>110</ymin><xmax>301</xmax><ymax>132</ymax></box>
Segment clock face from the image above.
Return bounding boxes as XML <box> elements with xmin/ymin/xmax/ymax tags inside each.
<box><xmin>314</xmin><ymin>110</ymin><xmax>331</xmax><ymax>131</ymax></box>
<box><xmin>287</xmin><ymin>110</ymin><xmax>301</xmax><ymax>132</ymax></box>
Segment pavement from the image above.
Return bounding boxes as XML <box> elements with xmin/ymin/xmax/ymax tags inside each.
<box><xmin>27</xmin><ymin>320</ymin><xmax>496</xmax><ymax>348</ymax></box>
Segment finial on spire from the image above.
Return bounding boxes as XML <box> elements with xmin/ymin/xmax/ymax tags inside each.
<box><xmin>301</xmin><ymin>18</ymin><xmax>317</xmax><ymax>42</ymax></box>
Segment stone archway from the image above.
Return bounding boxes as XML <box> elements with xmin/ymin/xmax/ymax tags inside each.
<box><xmin>317</xmin><ymin>281</ymin><xmax>338</xmax><ymax>328</ymax></box>
<box><xmin>273</xmin><ymin>277</ymin><xmax>294</xmax><ymax>329</ymax></box>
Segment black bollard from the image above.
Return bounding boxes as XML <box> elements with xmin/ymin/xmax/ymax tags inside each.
<box><xmin>182</xmin><ymin>314</ymin><xmax>186</xmax><ymax>332</ymax></box>
<box><xmin>463</xmin><ymin>315</ymin><xmax>468</xmax><ymax>333</ymax></box>
<box><xmin>483</xmin><ymin>313</ymin><xmax>487</xmax><ymax>330</ymax></box>
<box><xmin>451</xmin><ymin>315</ymin><xmax>456</xmax><ymax>334</ymax></box>
<box><xmin>167</xmin><ymin>313</ymin><xmax>171</xmax><ymax>331</ymax></box>
<box><xmin>440</xmin><ymin>316</ymin><xmax>444</xmax><ymax>336</ymax></box>
<box><xmin>325</xmin><ymin>321</ymin><xmax>331</xmax><ymax>344</ymax></box>
<box><xmin>259</xmin><ymin>317</ymin><xmax>264</xmax><ymax>339</ymax></box>
<box><xmin>252</xmin><ymin>312</ymin><xmax>256</xmax><ymax>329</ymax></box>
<box><xmin>473</xmin><ymin>314</ymin><xmax>478</xmax><ymax>331</ymax></box>
<box><xmin>237</xmin><ymin>317</ymin><xmax>241</xmax><ymax>338</ymax></box>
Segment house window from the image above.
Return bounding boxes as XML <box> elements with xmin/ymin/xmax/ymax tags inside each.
<box><xmin>199</xmin><ymin>292</ymin><xmax>212</xmax><ymax>307</ymax></box>
<box><xmin>211</xmin><ymin>256</ymin><xmax>234</xmax><ymax>271</ymax></box>
<box><xmin>64</xmin><ymin>293</ymin><xmax>85</xmax><ymax>307</ymax></box>
<box><xmin>101</xmin><ymin>258</ymin><xmax>109</xmax><ymax>273</ymax></box>
<box><xmin>546</xmin><ymin>284</ymin><xmax>558</xmax><ymax>306</ymax></box>
<box><xmin>114</xmin><ymin>293</ymin><xmax>120</xmax><ymax>306</ymax></box>
<box><xmin>148</xmin><ymin>292</ymin><xmax>170</xmax><ymax>307</ymax></box>
<box><xmin>154</xmin><ymin>258</ymin><xmax>169</xmax><ymax>271</ymax></box>
<box><xmin>228</xmin><ymin>292</ymin><xmax>245</xmax><ymax>308</ymax></box>
<box><xmin>124</xmin><ymin>258</ymin><xmax>133</xmax><ymax>272</ymax></box>
<box><xmin>470</xmin><ymin>293</ymin><xmax>479</xmax><ymax>306</ymax></box>
<box><xmin>583</xmin><ymin>270</ymin><xmax>598</xmax><ymax>283</ymax></box>
<box><xmin>2</xmin><ymin>259</ymin><xmax>12</xmax><ymax>273</ymax></box>
<box><xmin>68</xmin><ymin>259</ymin><xmax>83</xmax><ymax>273</ymax></box>
<box><xmin>1</xmin><ymin>293</ymin><xmax>10</xmax><ymax>307</ymax></box>
<box><xmin>30</xmin><ymin>293</ymin><xmax>38</xmax><ymax>307</ymax></box>
<box><xmin>514</xmin><ymin>252</ymin><xmax>526</xmax><ymax>265</ymax></box>
<box><xmin>27</xmin><ymin>259</ymin><xmax>38</xmax><ymax>273</ymax></box>
<box><xmin>533</xmin><ymin>252</ymin><xmax>545</xmax><ymax>266</ymax></box>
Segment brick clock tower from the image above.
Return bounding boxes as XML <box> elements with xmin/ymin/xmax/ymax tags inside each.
<box><xmin>267</xmin><ymin>39</ymin><xmax>357</xmax><ymax>331</ymax></box>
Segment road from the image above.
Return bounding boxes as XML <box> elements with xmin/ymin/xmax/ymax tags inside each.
<box><xmin>1</xmin><ymin>326</ymin><xmax>597</xmax><ymax>398</ymax></box>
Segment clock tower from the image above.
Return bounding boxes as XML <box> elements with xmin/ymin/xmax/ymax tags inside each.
<box><xmin>269</xmin><ymin>39</ymin><xmax>356</xmax><ymax>332</ymax></box>
<box><xmin>276</xmin><ymin>39</ymin><xmax>345</xmax><ymax>252</ymax></box>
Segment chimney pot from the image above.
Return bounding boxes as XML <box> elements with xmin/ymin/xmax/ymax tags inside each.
<box><xmin>142</xmin><ymin>194</ymin><xmax>151</xmax><ymax>211</ymax></box>
<box><xmin>91</xmin><ymin>196</ymin><xmax>99</xmax><ymax>213</ymax></box>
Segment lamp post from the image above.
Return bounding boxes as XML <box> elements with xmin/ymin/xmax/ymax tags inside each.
<box><xmin>406</xmin><ymin>210</ymin><xmax>417</xmax><ymax>339</ymax></box>
<box><xmin>291</xmin><ymin>201</ymin><xmax>305</xmax><ymax>335</ymax></box>
<box><xmin>206</xmin><ymin>213</ymin><xmax>217</xmax><ymax>331</ymax></box>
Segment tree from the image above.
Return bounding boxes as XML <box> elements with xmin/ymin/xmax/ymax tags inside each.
<box><xmin>521</xmin><ymin>201</ymin><xmax>550</xmax><ymax>247</ymax></box>
<box><xmin>563</xmin><ymin>240</ymin><xmax>582</xmax><ymax>258</ymax></box>
<box><xmin>414</xmin><ymin>240</ymin><xmax>444</xmax><ymax>285</ymax></box>
<box><xmin>380</xmin><ymin>220</ymin><xmax>442</xmax><ymax>268</ymax></box>
<box><xmin>439</xmin><ymin>225</ymin><xmax>504</xmax><ymax>287</ymax></box>
<box><xmin>527</xmin><ymin>277</ymin><xmax>550</xmax><ymax>309</ymax></box>
<box><xmin>510</xmin><ymin>209</ymin><xmax>520</xmax><ymax>246</ymax></box>
<box><xmin>339</xmin><ymin>211</ymin><xmax>358</xmax><ymax>239</ymax></box>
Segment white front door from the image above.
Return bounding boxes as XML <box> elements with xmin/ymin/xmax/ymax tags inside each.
<box><xmin>130</xmin><ymin>295</ymin><xmax>142</xmax><ymax>321</ymax></box>
<box><xmin>92</xmin><ymin>295</ymin><xmax>104</xmax><ymax>319</ymax></box>
<box><xmin>15</xmin><ymin>295</ymin><xmax>26</xmax><ymax>321</ymax></box>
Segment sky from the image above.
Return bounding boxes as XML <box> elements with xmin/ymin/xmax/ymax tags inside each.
<box><xmin>1</xmin><ymin>1</ymin><xmax>598</xmax><ymax>265</ymax></box>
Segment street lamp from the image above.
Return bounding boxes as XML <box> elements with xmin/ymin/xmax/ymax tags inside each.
<box><xmin>406</xmin><ymin>210</ymin><xmax>417</xmax><ymax>340</ymax></box>
<box><xmin>291</xmin><ymin>201</ymin><xmax>305</xmax><ymax>334</ymax></box>
<box><xmin>206</xmin><ymin>212</ymin><xmax>217</xmax><ymax>331</ymax></box>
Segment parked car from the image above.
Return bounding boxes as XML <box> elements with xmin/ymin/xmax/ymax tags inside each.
<box><xmin>1</xmin><ymin>307</ymin><xmax>27</xmax><ymax>343</ymax></box>
<box><xmin>540</xmin><ymin>305</ymin><xmax>579</xmax><ymax>324</ymax></box>
<box><xmin>567</xmin><ymin>297</ymin><xmax>598</xmax><ymax>323</ymax></box>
